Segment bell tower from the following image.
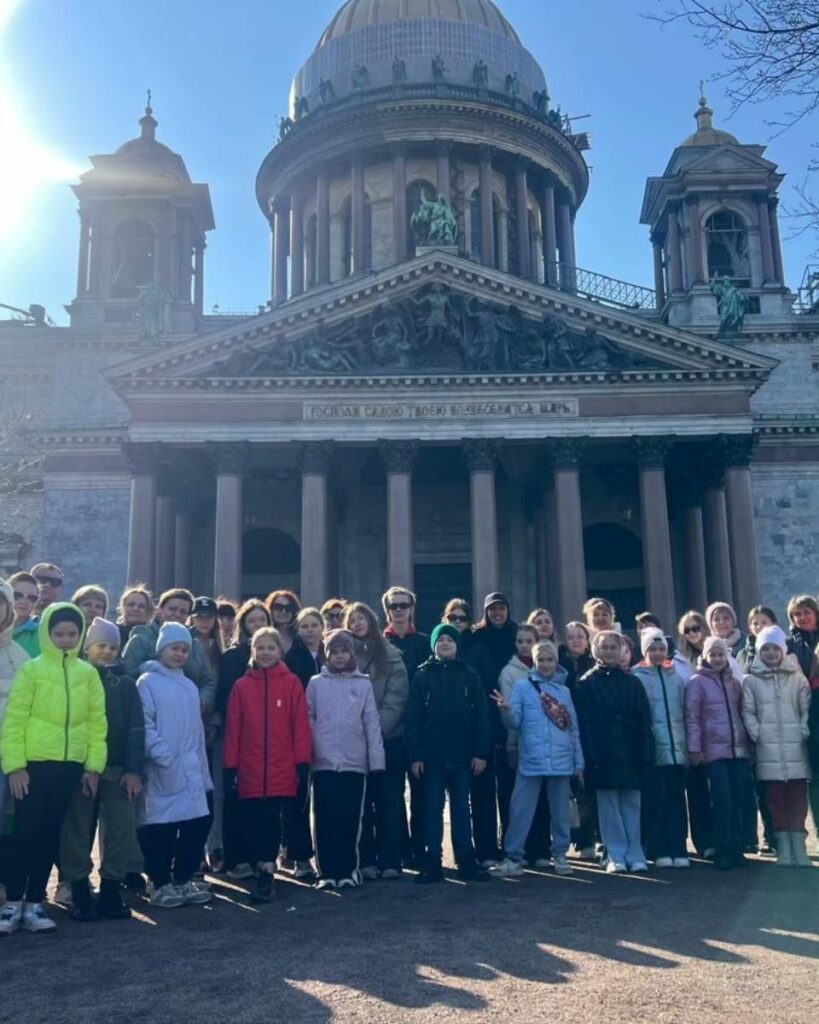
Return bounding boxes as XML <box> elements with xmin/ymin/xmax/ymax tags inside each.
<box><xmin>67</xmin><ymin>100</ymin><xmax>215</xmax><ymax>334</ymax></box>
<box><xmin>641</xmin><ymin>96</ymin><xmax>791</xmax><ymax>329</ymax></box>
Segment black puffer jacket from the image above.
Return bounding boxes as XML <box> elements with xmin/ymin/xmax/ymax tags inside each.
<box><xmin>574</xmin><ymin>665</ymin><xmax>654</xmax><ymax>790</ymax></box>
<box><xmin>217</xmin><ymin>642</ymin><xmax>251</xmax><ymax>720</ymax></box>
<box><xmin>558</xmin><ymin>648</ymin><xmax>594</xmax><ymax>699</ymax></box>
<box><xmin>285</xmin><ymin>637</ymin><xmax>323</xmax><ymax>689</ymax></box>
<box><xmin>384</xmin><ymin>628</ymin><xmax>431</xmax><ymax>684</ymax></box>
<box><xmin>405</xmin><ymin>657</ymin><xmax>491</xmax><ymax>771</ymax></box>
<box><xmin>97</xmin><ymin>663</ymin><xmax>144</xmax><ymax>776</ymax></box>
<box><xmin>790</xmin><ymin>627</ymin><xmax>819</xmax><ymax>679</ymax></box>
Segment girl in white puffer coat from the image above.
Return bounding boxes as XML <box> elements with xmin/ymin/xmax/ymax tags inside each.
<box><xmin>741</xmin><ymin>626</ymin><xmax>812</xmax><ymax>868</ymax></box>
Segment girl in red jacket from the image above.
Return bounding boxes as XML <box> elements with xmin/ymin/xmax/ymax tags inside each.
<box><xmin>223</xmin><ymin>627</ymin><xmax>311</xmax><ymax>902</ymax></box>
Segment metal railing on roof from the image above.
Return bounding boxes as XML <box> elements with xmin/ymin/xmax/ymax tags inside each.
<box><xmin>793</xmin><ymin>265</ymin><xmax>819</xmax><ymax>314</ymax></box>
<box><xmin>547</xmin><ymin>263</ymin><xmax>657</xmax><ymax>311</ymax></box>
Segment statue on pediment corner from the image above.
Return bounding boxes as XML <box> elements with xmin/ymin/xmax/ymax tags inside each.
<box><xmin>136</xmin><ymin>284</ymin><xmax>165</xmax><ymax>340</ymax></box>
<box><xmin>711</xmin><ymin>275</ymin><xmax>747</xmax><ymax>338</ymax></box>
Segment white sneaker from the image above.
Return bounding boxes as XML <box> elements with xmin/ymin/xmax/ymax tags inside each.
<box><xmin>360</xmin><ymin>865</ymin><xmax>378</xmax><ymax>881</ymax></box>
<box><xmin>148</xmin><ymin>883</ymin><xmax>186</xmax><ymax>908</ymax></box>
<box><xmin>177</xmin><ymin>881</ymin><xmax>212</xmax><ymax>905</ymax></box>
<box><xmin>316</xmin><ymin>878</ymin><xmax>336</xmax><ymax>890</ymax></box>
<box><xmin>553</xmin><ymin>856</ymin><xmax>574</xmax><ymax>876</ymax></box>
<box><xmin>578</xmin><ymin>846</ymin><xmax>596</xmax><ymax>859</ymax></box>
<box><xmin>380</xmin><ymin>868</ymin><xmax>401</xmax><ymax>880</ymax></box>
<box><xmin>479</xmin><ymin>859</ymin><xmax>498</xmax><ymax>869</ymax></box>
<box><xmin>336</xmin><ymin>876</ymin><xmax>360</xmax><ymax>889</ymax></box>
<box><xmin>533</xmin><ymin>858</ymin><xmax>552</xmax><ymax>869</ymax></box>
<box><xmin>606</xmin><ymin>861</ymin><xmax>626</xmax><ymax>874</ymax></box>
<box><xmin>227</xmin><ymin>863</ymin><xmax>255</xmax><ymax>880</ymax></box>
<box><xmin>489</xmin><ymin>858</ymin><xmax>525</xmax><ymax>877</ymax></box>
<box><xmin>55</xmin><ymin>882</ymin><xmax>72</xmax><ymax>905</ymax></box>
<box><xmin>22</xmin><ymin>902</ymin><xmax>57</xmax><ymax>933</ymax></box>
<box><xmin>654</xmin><ymin>857</ymin><xmax>673</xmax><ymax>869</ymax></box>
<box><xmin>673</xmin><ymin>857</ymin><xmax>691</xmax><ymax>869</ymax></box>
<box><xmin>0</xmin><ymin>901</ymin><xmax>23</xmax><ymax>936</ymax></box>
<box><xmin>629</xmin><ymin>861</ymin><xmax>649</xmax><ymax>873</ymax></box>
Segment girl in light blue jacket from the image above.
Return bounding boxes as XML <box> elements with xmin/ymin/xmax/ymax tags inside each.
<box><xmin>633</xmin><ymin>628</ymin><xmax>690</xmax><ymax>868</ymax></box>
<box><xmin>491</xmin><ymin>640</ymin><xmax>584</xmax><ymax>877</ymax></box>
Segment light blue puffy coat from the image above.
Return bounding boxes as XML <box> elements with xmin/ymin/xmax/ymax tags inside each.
<box><xmin>136</xmin><ymin>661</ymin><xmax>213</xmax><ymax>826</ymax></box>
<box><xmin>502</xmin><ymin>672</ymin><xmax>584</xmax><ymax>777</ymax></box>
<box><xmin>633</xmin><ymin>663</ymin><xmax>688</xmax><ymax>768</ymax></box>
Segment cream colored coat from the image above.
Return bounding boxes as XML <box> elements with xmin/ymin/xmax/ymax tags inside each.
<box><xmin>741</xmin><ymin>658</ymin><xmax>812</xmax><ymax>782</ymax></box>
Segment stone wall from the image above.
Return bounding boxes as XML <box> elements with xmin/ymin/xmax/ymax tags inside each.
<box><xmin>751</xmin><ymin>463</ymin><xmax>819</xmax><ymax>619</ymax></box>
<box><xmin>41</xmin><ymin>474</ymin><xmax>130</xmax><ymax>601</ymax></box>
<box><xmin>747</xmin><ymin>336</ymin><xmax>818</xmax><ymax>415</ymax></box>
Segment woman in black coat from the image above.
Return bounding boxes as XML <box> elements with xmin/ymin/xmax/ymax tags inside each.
<box><xmin>575</xmin><ymin>630</ymin><xmax>654</xmax><ymax>874</ymax></box>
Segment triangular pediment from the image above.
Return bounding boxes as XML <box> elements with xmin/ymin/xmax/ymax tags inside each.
<box><xmin>668</xmin><ymin>143</ymin><xmax>776</xmax><ymax>177</ymax></box>
<box><xmin>107</xmin><ymin>251</ymin><xmax>777</xmax><ymax>389</ymax></box>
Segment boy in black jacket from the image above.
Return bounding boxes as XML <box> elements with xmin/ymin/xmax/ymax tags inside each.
<box><xmin>60</xmin><ymin>618</ymin><xmax>144</xmax><ymax>920</ymax></box>
<box><xmin>406</xmin><ymin>624</ymin><xmax>491</xmax><ymax>883</ymax></box>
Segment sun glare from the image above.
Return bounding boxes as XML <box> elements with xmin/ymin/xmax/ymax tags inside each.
<box><xmin>0</xmin><ymin>1</ymin><xmax>83</xmax><ymax>241</ymax></box>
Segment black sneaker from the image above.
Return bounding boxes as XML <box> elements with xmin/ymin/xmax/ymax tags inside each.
<box><xmin>415</xmin><ymin>865</ymin><xmax>444</xmax><ymax>884</ymax></box>
<box><xmin>250</xmin><ymin>871</ymin><xmax>275</xmax><ymax>903</ymax></box>
<box><xmin>70</xmin><ymin>879</ymin><xmax>99</xmax><ymax>922</ymax></box>
<box><xmin>96</xmin><ymin>878</ymin><xmax>132</xmax><ymax>920</ymax></box>
<box><xmin>458</xmin><ymin>861</ymin><xmax>491</xmax><ymax>882</ymax></box>
<box><xmin>124</xmin><ymin>872</ymin><xmax>147</xmax><ymax>893</ymax></box>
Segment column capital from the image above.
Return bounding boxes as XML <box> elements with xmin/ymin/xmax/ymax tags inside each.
<box><xmin>122</xmin><ymin>441</ymin><xmax>166</xmax><ymax>476</ymax></box>
<box><xmin>463</xmin><ymin>437</ymin><xmax>502</xmax><ymax>471</ymax></box>
<box><xmin>211</xmin><ymin>441</ymin><xmax>253</xmax><ymax>476</ymax></box>
<box><xmin>684</xmin><ymin>193</ymin><xmax>702</xmax><ymax>207</ymax></box>
<box><xmin>436</xmin><ymin>141</ymin><xmax>451</xmax><ymax>158</ymax></box>
<box><xmin>545</xmin><ymin>436</ymin><xmax>587</xmax><ymax>471</ymax></box>
<box><xmin>479</xmin><ymin>145</ymin><xmax>493</xmax><ymax>164</ymax></box>
<box><xmin>299</xmin><ymin>441</ymin><xmax>332</xmax><ymax>474</ymax></box>
<box><xmin>701</xmin><ymin>449</ymin><xmax>726</xmax><ymax>490</ymax></box>
<box><xmin>378</xmin><ymin>439</ymin><xmax>419</xmax><ymax>474</ymax></box>
<box><xmin>392</xmin><ymin>142</ymin><xmax>409</xmax><ymax>159</ymax></box>
<box><xmin>719</xmin><ymin>432</ymin><xmax>757</xmax><ymax>469</ymax></box>
<box><xmin>633</xmin><ymin>435</ymin><xmax>676</xmax><ymax>469</ymax></box>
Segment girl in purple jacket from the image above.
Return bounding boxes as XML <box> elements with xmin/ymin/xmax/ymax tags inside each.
<box><xmin>306</xmin><ymin>630</ymin><xmax>385</xmax><ymax>890</ymax></box>
<box><xmin>685</xmin><ymin>637</ymin><xmax>751</xmax><ymax>871</ymax></box>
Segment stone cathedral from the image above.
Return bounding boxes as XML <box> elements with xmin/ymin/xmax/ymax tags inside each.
<box><xmin>2</xmin><ymin>0</ymin><xmax>817</xmax><ymax>633</ymax></box>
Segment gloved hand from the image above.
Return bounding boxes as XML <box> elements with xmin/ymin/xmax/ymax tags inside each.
<box><xmin>224</xmin><ymin>768</ymin><xmax>238</xmax><ymax>793</ymax></box>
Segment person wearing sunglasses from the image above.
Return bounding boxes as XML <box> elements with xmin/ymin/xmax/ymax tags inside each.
<box><xmin>320</xmin><ymin>599</ymin><xmax>347</xmax><ymax>636</ymax></box>
<box><xmin>29</xmin><ymin>563</ymin><xmax>64</xmax><ymax>617</ymax></box>
<box><xmin>265</xmin><ymin>590</ymin><xmax>301</xmax><ymax>655</ymax></box>
<box><xmin>8</xmin><ymin>572</ymin><xmax>41</xmax><ymax>658</ymax></box>
<box><xmin>382</xmin><ymin>587</ymin><xmax>430</xmax><ymax>870</ymax></box>
<box><xmin>673</xmin><ymin>610</ymin><xmax>714</xmax><ymax>860</ymax></box>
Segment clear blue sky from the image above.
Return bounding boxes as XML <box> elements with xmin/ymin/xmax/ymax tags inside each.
<box><xmin>1</xmin><ymin>0</ymin><xmax>815</xmax><ymax>323</ymax></box>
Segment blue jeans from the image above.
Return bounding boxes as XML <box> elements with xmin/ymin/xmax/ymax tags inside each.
<box><xmin>504</xmin><ymin>774</ymin><xmax>571</xmax><ymax>862</ymax></box>
<box><xmin>597</xmin><ymin>789</ymin><xmax>644</xmax><ymax>867</ymax></box>
<box><xmin>423</xmin><ymin>765</ymin><xmax>474</xmax><ymax>867</ymax></box>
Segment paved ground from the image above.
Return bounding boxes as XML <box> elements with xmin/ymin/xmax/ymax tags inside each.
<box><xmin>3</xmin><ymin>853</ymin><xmax>819</xmax><ymax>1024</ymax></box>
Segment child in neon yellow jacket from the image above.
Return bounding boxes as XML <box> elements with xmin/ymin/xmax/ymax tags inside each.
<box><xmin>0</xmin><ymin>602</ymin><xmax>106</xmax><ymax>935</ymax></box>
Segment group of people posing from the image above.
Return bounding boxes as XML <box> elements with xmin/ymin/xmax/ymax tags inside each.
<box><xmin>0</xmin><ymin>559</ymin><xmax>818</xmax><ymax>937</ymax></box>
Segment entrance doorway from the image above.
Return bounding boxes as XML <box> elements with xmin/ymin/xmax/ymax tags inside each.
<box><xmin>413</xmin><ymin>562</ymin><xmax>473</xmax><ymax>633</ymax></box>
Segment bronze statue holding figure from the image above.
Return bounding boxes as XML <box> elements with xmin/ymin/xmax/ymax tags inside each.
<box><xmin>711</xmin><ymin>274</ymin><xmax>747</xmax><ymax>338</ymax></box>
<box><xmin>410</xmin><ymin>190</ymin><xmax>458</xmax><ymax>247</ymax></box>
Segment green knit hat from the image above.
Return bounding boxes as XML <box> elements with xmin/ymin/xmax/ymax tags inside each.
<box><xmin>431</xmin><ymin>623</ymin><xmax>460</xmax><ymax>652</ymax></box>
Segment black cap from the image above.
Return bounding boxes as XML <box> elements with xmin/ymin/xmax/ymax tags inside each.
<box><xmin>192</xmin><ymin>596</ymin><xmax>218</xmax><ymax>616</ymax></box>
<box><xmin>216</xmin><ymin>602</ymin><xmax>236</xmax><ymax>618</ymax></box>
<box><xmin>483</xmin><ymin>592</ymin><xmax>510</xmax><ymax>611</ymax></box>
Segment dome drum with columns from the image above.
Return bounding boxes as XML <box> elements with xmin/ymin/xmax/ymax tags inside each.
<box><xmin>3</xmin><ymin>0</ymin><xmax>819</xmax><ymax>632</ymax></box>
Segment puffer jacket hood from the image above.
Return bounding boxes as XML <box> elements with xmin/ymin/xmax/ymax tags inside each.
<box><xmin>38</xmin><ymin>602</ymin><xmax>86</xmax><ymax>661</ymax></box>
<box><xmin>0</xmin><ymin>578</ymin><xmax>14</xmax><ymax>640</ymax></box>
<box><xmin>0</xmin><ymin>602</ymin><xmax>106</xmax><ymax>775</ymax></box>
<box><xmin>741</xmin><ymin>658</ymin><xmax>811</xmax><ymax>781</ymax></box>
